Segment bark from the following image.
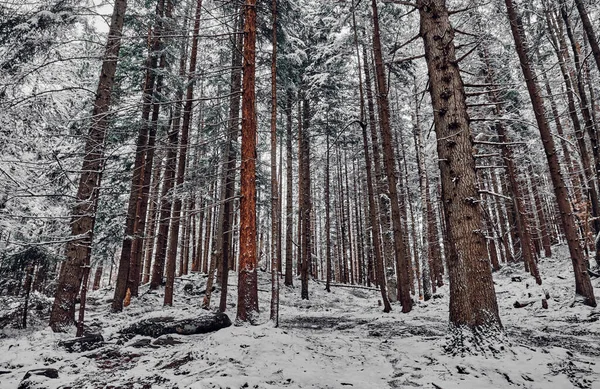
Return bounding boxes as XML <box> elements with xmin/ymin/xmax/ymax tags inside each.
<box><xmin>236</xmin><ymin>0</ymin><xmax>259</xmax><ymax>322</ymax></box>
<box><xmin>22</xmin><ymin>263</ymin><xmax>34</xmax><ymax>328</ymax></box>
<box><xmin>418</xmin><ymin>0</ymin><xmax>501</xmax><ymax>330</ymax></box>
<box><xmin>269</xmin><ymin>0</ymin><xmax>279</xmax><ymax>325</ymax></box>
<box><xmin>343</xmin><ymin>149</ymin><xmax>354</xmax><ymax>284</ymax></box>
<box><xmin>92</xmin><ymin>265</ymin><xmax>102</xmax><ymax>291</ymax></box>
<box><xmin>560</xmin><ymin>6</ymin><xmax>600</xmax><ymax>264</ymax></box>
<box><xmin>572</xmin><ymin>0</ymin><xmax>600</xmax><ymax>74</ymax></box>
<box><xmin>300</xmin><ymin>97</ymin><xmax>311</xmax><ymax>299</ymax></box>
<box><xmin>142</xmin><ymin>153</ymin><xmax>163</xmax><ymax>282</ymax></box>
<box><xmin>504</xmin><ymin>0</ymin><xmax>596</xmax><ymax>306</ymax></box>
<box><xmin>546</xmin><ymin>7</ymin><xmax>600</xmax><ymax>252</ymax></box>
<box><xmin>529</xmin><ymin>165</ymin><xmax>552</xmax><ymax>258</ymax></box>
<box><xmin>149</xmin><ymin>9</ymin><xmax>182</xmax><ymax>290</ymax></box>
<box><xmin>414</xmin><ymin>106</ymin><xmax>432</xmax><ymax>300</ymax></box>
<box><xmin>164</xmin><ymin>0</ymin><xmax>203</xmax><ymax>306</ymax></box>
<box><xmin>371</xmin><ymin>0</ymin><xmax>412</xmax><ymax>312</ymax></box>
<box><xmin>50</xmin><ymin>0</ymin><xmax>128</xmax><ymax>332</ymax></box>
<box><xmin>285</xmin><ymin>90</ymin><xmax>294</xmax><ymax>287</ymax></box>
<box><xmin>325</xmin><ymin>133</ymin><xmax>332</xmax><ymax>292</ymax></box>
<box><xmin>76</xmin><ymin>264</ymin><xmax>90</xmax><ymax>337</ymax></box>
<box><xmin>360</xmin><ymin>117</ymin><xmax>392</xmax><ymax>311</ymax></box>
<box><xmin>219</xmin><ymin>8</ymin><xmax>243</xmax><ymax>313</ymax></box>
<box><xmin>481</xmin><ymin>44</ymin><xmax>540</xmax><ymax>284</ymax></box>
<box><xmin>112</xmin><ymin>0</ymin><xmax>165</xmax><ymax>312</ymax></box>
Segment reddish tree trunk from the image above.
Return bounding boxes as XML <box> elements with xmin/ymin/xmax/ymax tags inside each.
<box><xmin>236</xmin><ymin>0</ymin><xmax>259</xmax><ymax>322</ymax></box>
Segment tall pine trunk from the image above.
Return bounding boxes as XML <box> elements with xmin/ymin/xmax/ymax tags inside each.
<box><xmin>418</xmin><ymin>0</ymin><xmax>501</xmax><ymax>335</ymax></box>
<box><xmin>236</xmin><ymin>0</ymin><xmax>259</xmax><ymax>322</ymax></box>
<box><xmin>370</xmin><ymin>0</ymin><xmax>412</xmax><ymax>312</ymax></box>
<box><xmin>164</xmin><ymin>0</ymin><xmax>203</xmax><ymax>306</ymax></box>
<box><xmin>50</xmin><ymin>0</ymin><xmax>128</xmax><ymax>332</ymax></box>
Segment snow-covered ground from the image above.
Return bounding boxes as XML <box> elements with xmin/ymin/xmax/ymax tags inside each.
<box><xmin>1</xmin><ymin>245</ymin><xmax>600</xmax><ymax>388</ymax></box>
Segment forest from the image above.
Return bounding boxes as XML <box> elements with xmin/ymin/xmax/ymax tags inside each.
<box><xmin>1</xmin><ymin>0</ymin><xmax>600</xmax><ymax>387</ymax></box>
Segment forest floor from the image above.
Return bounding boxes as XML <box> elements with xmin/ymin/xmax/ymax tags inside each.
<box><xmin>1</xmin><ymin>245</ymin><xmax>600</xmax><ymax>388</ymax></box>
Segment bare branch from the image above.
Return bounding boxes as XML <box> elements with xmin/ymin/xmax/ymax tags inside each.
<box><xmin>479</xmin><ymin>189</ymin><xmax>512</xmax><ymax>200</ymax></box>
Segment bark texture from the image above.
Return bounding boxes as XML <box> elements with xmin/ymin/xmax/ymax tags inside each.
<box><xmin>418</xmin><ymin>0</ymin><xmax>501</xmax><ymax>331</ymax></box>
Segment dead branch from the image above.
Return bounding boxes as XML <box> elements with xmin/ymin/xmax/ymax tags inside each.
<box><xmin>474</xmin><ymin>140</ymin><xmax>527</xmax><ymax>146</ymax></box>
<box><xmin>389</xmin><ymin>34</ymin><xmax>421</xmax><ymax>55</ymax></box>
<box><xmin>475</xmin><ymin>165</ymin><xmax>505</xmax><ymax>169</ymax></box>
<box><xmin>312</xmin><ymin>279</ymin><xmax>379</xmax><ymax>291</ymax></box>
<box><xmin>479</xmin><ymin>189</ymin><xmax>511</xmax><ymax>200</ymax></box>
<box><xmin>389</xmin><ymin>53</ymin><xmax>425</xmax><ymax>64</ymax></box>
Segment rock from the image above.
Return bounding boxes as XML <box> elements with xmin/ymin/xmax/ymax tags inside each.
<box><xmin>121</xmin><ymin>312</ymin><xmax>231</xmax><ymax>338</ymax></box>
<box><xmin>183</xmin><ymin>283</ymin><xmax>197</xmax><ymax>295</ymax></box>
<box><xmin>456</xmin><ymin>365</ymin><xmax>469</xmax><ymax>375</ymax></box>
<box><xmin>18</xmin><ymin>368</ymin><xmax>59</xmax><ymax>389</ymax></box>
<box><xmin>58</xmin><ymin>334</ymin><xmax>104</xmax><ymax>352</ymax></box>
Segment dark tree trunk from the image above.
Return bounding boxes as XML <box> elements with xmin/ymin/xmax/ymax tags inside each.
<box><xmin>285</xmin><ymin>90</ymin><xmax>294</xmax><ymax>287</ymax></box>
<box><xmin>418</xmin><ymin>0</ymin><xmax>501</xmax><ymax>332</ymax></box>
<box><xmin>236</xmin><ymin>0</ymin><xmax>259</xmax><ymax>322</ymax></box>
<box><xmin>325</xmin><ymin>133</ymin><xmax>332</xmax><ymax>292</ymax></box>
<box><xmin>112</xmin><ymin>0</ymin><xmax>164</xmax><ymax>312</ymax></box>
<box><xmin>300</xmin><ymin>98</ymin><xmax>311</xmax><ymax>300</ymax></box>
<box><xmin>269</xmin><ymin>0</ymin><xmax>279</xmax><ymax>324</ymax></box>
<box><xmin>50</xmin><ymin>0</ymin><xmax>128</xmax><ymax>332</ymax></box>
<box><xmin>164</xmin><ymin>0</ymin><xmax>203</xmax><ymax>306</ymax></box>
<box><xmin>572</xmin><ymin>0</ymin><xmax>600</xmax><ymax>74</ymax></box>
<box><xmin>219</xmin><ymin>8</ymin><xmax>243</xmax><ymax>313</ymax></box>
<box><xmin>371</xmin><ymin>0</ymin><xmax>412</xmax><ymax>312</ymax></box>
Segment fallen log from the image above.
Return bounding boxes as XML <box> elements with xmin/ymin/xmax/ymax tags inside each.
<box><xmin>58</xmin><ymin>334</ymin><xmax>104</xmax><ymax>352</ymax></box>
<box><xmin>121</xmin><ymin>312</ymin><xmax>231</xmax><ymax>338</ymax></box>
<box><xmin>513</xmin><ymin>300</ymin><xmax>536</xmax><ymax>308</ymax></box>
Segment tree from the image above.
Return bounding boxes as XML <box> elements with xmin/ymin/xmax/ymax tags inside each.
<box><xmin>49</xmin><ymin>0</ymin><xmax>128</xmax><ymax>332</ymax></box>
<box><xmin>417</xmin><ymin>0</ymin><xmax>502</xmax><ymax>341</ymax></box>
<box><xmin>370</xmin><ymin>0</ymin><xmax>412</xmax><ymax>313</ymax></box>
<box><xmin>269</xmin><ymin>0</ymin><xmax>279</xmax><ymax>325</ymax></box>
<box><xmin>236</xmin><ymin>0</ymin><xmax>259</xmax><ymax>323</ymax></box>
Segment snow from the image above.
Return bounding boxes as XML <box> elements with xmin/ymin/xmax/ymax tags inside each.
<box><xmin>1</xmin><ymin>245</ymin><xmax>600</xmax><ymax>388</ymax></box>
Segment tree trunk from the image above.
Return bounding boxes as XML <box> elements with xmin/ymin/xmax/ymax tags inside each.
<box><xmin>269</xmin><ymin>0</ymin><xmax>279</xmax><ymax>325</ymax></box>
<box><xmin>418</xmin><ymin>0</ymin><xmax>501</xmax><ymax>332</ymax></box>
<box><xmin>325</xmin><ymin>133</ymin><xmax>332</xmax><ymax>292</ymax></box>
<box><xmin>300</xmin><ymin>97</ymin><xmax>311</xmax><ymax>299</ymax></box>
<box><xmin>142</xmin><ymin>153</ymin><xmax>164</xmax><ymax>282</ymax></box>
<box><xmin>481</xmin><ymin>43</ymin><xmax>540</xmax><ymax>284</ymax></box>
<box><xmin>572</xmin><ymin>0</ymin><xmax>600</xmax><ymax>74</ymax></box>
<box><xmin>164</xmin><ymin>0</ymin><xmax>203</xmax><ymax>306</ymax></box>
<box><xmin>219</xmin><ymin>8</ymin><xmax>243</xmax><ymax>313</ymax></box>
<box><xmin>371</xmin><ymin>0</ymin><xmax>412</xmax><ymax>312</ymax></box>
<box><xmin>236</xmin><ymin>0</ymin><xmax>259</xmax><ymax>322</ymax></box>
<box><xmin>504</xmin><ymin>0</ymin><xmax>596</xmax><ymax>306</ymax></box>
<box><xmin>112</xmin><ymin>0</ymin><xmax>165</xmax><ymax>312</ymax></box>
<box><xmin>285</xmin><ymin>90</ymin><xmax>294</xmax><ymax>287</ymax></box>
<box><xmin>49</xmin><ymin>0</ymin><xmax>128</xmax><ymax>332</ymax></box>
